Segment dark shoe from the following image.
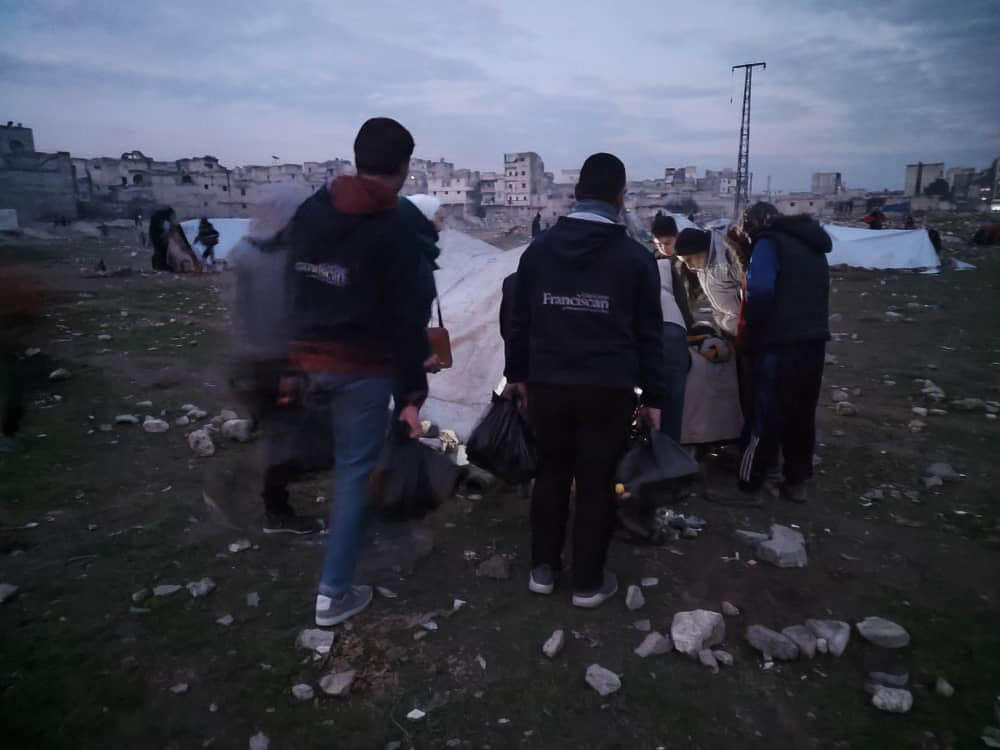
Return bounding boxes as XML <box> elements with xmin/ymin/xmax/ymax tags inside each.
<box><xmin>780</xmin><ymin>481</ymin><xmax>809</xmax><ymax>504</ymax></box>
<box><xmin>528</xmin><ymin>564</ymin><xmax>555</xmax><ymax>595</ymax></box>
<box><xmin>706</xmin><ymin>486</ymin><xmax>764</xmax><ymax>507</ymax></box>
<box><xmin>263</xmin><ymin>512</ymin><xmax>324</xmax><ymax>535</ymax></box>
<box><xmin>315</xmin><ymin>585</ymin><xmax>373</xmax><ymax>627</ymax></box>
<box><xmin>572</xmin><ymin>571</ymin><xmax>618</xmax><ymax>609</ymax></box>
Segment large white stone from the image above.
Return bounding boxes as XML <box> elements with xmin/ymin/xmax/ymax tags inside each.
<box><xmin>806</xmin><ymin>619</ymin><xmax>851</xmax><ymax>656</ymax></box>
<box><xmin>856</xmin><ymin>617</ymin><xmax>911</xmax><ymax>649</ymax></box>
<box><xmin>142</xmin><ymin>417</ymin><xmax>170</xmax><ymax>433</ymax></box>
<box><xmin>634</xmin><ymin>632</ymin><xmax>672</xmax><ymax>658</ymax></box>
<box><xmin>871</xmin><ymin>687</ymin><xmax>913</xmax><ymax>713</ymax></box>
<box><xmin>188</xmin><ymin>429</ymin><xmax>215</xmax><ymax>457</ymax></box>
<box><xmin>319</xmin><ymin>670</ymin><xmax>355</xmax><ymax>697</ymax></box>
<box><xmin>222</xmin><ymin>419</ymin><xmax>254</xmax><ymax>443</ymax></box>
<box><xmin>296</xmin><ymin>628</ymin><xmax>335</xmax><ymax>655</ymax></box>
<box><xmin>671</xmin><ymin>610</ymin><xmax>725</xmax><ymax>657</ymax></box>
<box><xmin>585</xmin><ymin>664</ymin><xmax>621</xmax><ymax>696</ymax></box>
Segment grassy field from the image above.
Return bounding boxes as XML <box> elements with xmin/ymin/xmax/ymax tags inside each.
<box><xmin>1</xmin><ymin>228</ymin><xmax>998</xmax><ymax>750</ymax></box>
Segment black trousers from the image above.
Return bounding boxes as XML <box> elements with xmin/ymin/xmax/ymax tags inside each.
<box><xmin>528</xmin><ymin>384</ymin><xmax>635</xmax><ymax>591</ymax></box>
<box><xmin>738</xmin><ymin>341</ymin><xmax>826</xmax><ymax>490</ymax></box>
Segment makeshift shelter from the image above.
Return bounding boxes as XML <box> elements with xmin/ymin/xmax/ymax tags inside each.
<box><xmin>823</xmin><ymin>225</ymin><xmax>939</xmax><ymax>270</ymax></box>
<box><xmin>181</xmin><ymin>218</ymin><xmax>250</xmax><ymax>261</ymax></box>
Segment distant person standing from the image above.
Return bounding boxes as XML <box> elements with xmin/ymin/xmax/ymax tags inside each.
<box><xmin>195</xmin><ymin>217</ymin><xmax>221</xmax><ymax>263</ymax></box>
<box><xmin>709</xmin><ymin>203</ymin><xmax>831</xmax><ymax>506</ymax></box>
<box><xmin>505</xmin><ymin>152</ymin><xmax>665</xmax><ymax>609</ymax></box>
<box><xmin>531</xmin><ymin>211</ymin><xmax>542</xmax><ymax>238</ymax></box>
<box><xmin>149</xmin><ymin>207</ymin><xmax>175</xmax><ymax>270</ymax></box>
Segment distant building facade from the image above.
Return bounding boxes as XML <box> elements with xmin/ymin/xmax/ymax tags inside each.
<box><xmin>811</xmin><ymin>172</ymin><xmax>843</xmax><ymax>196</ymax></box>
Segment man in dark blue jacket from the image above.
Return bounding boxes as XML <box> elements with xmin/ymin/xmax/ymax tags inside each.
<box><xmin>287</xmin><ymin>117</ymin><xmax>434</xmax><ymax>626</ymax></box>
<box><xmin>709</xmin><ymin>202</ymin><xmax>831</xmax><ymax>506</ymax></box>
<box><xmin>505</xmin><ymin>153</ymin><xmax>665</xmax><ymax>608</ymax></box>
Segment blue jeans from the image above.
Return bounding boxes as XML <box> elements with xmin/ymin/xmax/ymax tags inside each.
<box><xmin>308</xmin><ymin>373</ymin><xmax>394</xmax><ymax>597</ymax></box>
<box><xmin>660</xmin><ymin>322</ymin><xmax>690</xmax><ymax>443</ymax></box>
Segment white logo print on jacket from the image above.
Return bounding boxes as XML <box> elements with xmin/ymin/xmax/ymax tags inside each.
<box><xmin>294</xmin><ymin>262</ymin><xmax>349</xmax><ymax>287</ymax></box>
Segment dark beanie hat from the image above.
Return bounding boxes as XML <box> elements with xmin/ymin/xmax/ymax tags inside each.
<box><xmin>574</xmin><ymin>153</ymin><xmax>627</xmax><ymax>204</ymax></box>
<box><xmin>674</xmin><ymin>228</ymin><xmax>711</xmax><ymax>256</ymax></box>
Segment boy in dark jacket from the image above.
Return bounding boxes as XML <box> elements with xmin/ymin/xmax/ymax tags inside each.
<box><xmin>287</xmin><ymin>117</ymin><xmax>434</xmax><ymax>627</ymax></box>
<box><xmin>708</xmin><ymin>202</ymin><xmax>831</xmax><ymax>506</ymax></box>
<box><xmin>505</xmin><ymin>152</ymin><xmax>665</xmax><ymax>609</ymax></box>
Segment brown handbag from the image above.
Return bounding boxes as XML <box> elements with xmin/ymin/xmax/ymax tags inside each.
<box><xmin>426</xmin><ymin>299</ymin><xmax>453</xmax><ymax>369</ymax></box>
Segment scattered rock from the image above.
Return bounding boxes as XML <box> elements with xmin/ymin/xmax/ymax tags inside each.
<box><xmin>115</xmin><ymin>414</ymin><xmax>140</xmax><ymax>425</ymax></box>
<box><xmin>219</xmin><ymin>409</ymin><xmax>239</xmax><ymax>421</ymax></box>
<box><xmin>228</xmin><ymin>539</ymin><xmax>251</xmax><ymax>554</ymax></box>
<box><xmin>0</xmin><ymin>583</ymin><xmax>19</xmax><ymax>604</ymax></box>
<box><xmin>869</xmin><ymin>671</ymin><xmax>909</xmax><ymax>688</ymax></box>
<box><xmin>542</xmin><ymin>629</ymin><xmax>565</xmax><ymax>658</ymax></box>
<box><xmin>216</xmin><ymin>614</ymin><xmax>234</xmax><ymax>626</ymax></box>
<box><xmin>856</xmin><ymin>617</ymin><xmax>911</xmax><ymax>649</ymax></box>
<box><xmin>634</xmin><ymin>619</ymin><xmax>652</xmax><ymax>632</ymax></box>
<box><xmin>782</xmin><ymin>625</ymin><xmax>818</xmax><ymax>659</ymax></box>
<box><xmin>713</xmin><ymin>649</ymin><xmax>734</xmax><ymax>667</ymax></box>
<box><xmin>982</xmin><ymin>727</ymin><xmax>1000</xmax><ymax>748</ymax></box>
<box><xmin>862</xmin><ymin>488</ymin><xmax>885</xmax><ymax>501</ymax></box>
<box><xmin>25</xmin><ymin>347</ymin><xmax>41</xmax><ymax>358</ymax></box>
<box><xmin>181</xmin><ymin>403</ymin><xmax>198</xmax><ymax>412</ymax></box>
<box><xmin>131</xmin><ymin>588</ymin><xmax>149</xmax><ymax>603</ymax></box>
<box><xmin>376</xmin><ymin>586</ymin><xmax>398</xmax><ymax>599</ymax></box>
<box><xmin>824</xmin><ymin>353</ymin><xmax>838</xmax><ymax>365</ymax></box>
<box><xmin>806</xmin><ymin>619</ymin><xmax>851</xmax><ymax>656</ymax></box>
<box><xmin>671</xmin><ymin>610</ymin><xmax>725</xmax><ymax>657</ymax></box>
<box><xmin>186</xmin><ymin>578</ymin><xmax>216</xmax><ymax>598</ymax></box>
<box><xmin>175</xmin><ymin>416</ymin><xmax>191</xmax><ymax>427</ymax></box>
<box><xmin>246</xmin><ymin>591</ymin><xmax>260</xmax><ymax>607</ymax></box>
<box><xmin>475</xmin><ymin>554</ymin><xmax>511</xmax><ymax>580</ymax></box>
<box><xmin>291</xmin><ymin>683</ymin><xmax>314</xmax><ymax>701</ymax></box>
<box><xmin>746</xmin><ymin>625</ymin><xmax>799</xmax><ymax>661</ymax></box>
<box><xmin>756</xmin><ymin>524</ymin><xmax>808</xmax><ymax>568</ymax></box>
<box><xmin>296</xmin><ymin>629</ymin><xmax>335</xmax><ymax>655</ymax></box>
<box><xmin>222</xmin><ymin>419</ymin><xmax>254</xmax><ymax>443</ymax></box>
<box><xmin>249</xmin><ymin>732</ymin><xmax>269</xmax><ymax>750</ymax></box>
<box><xmin>48</xmin><ymin>368</ymin><xmax>71</xmax><ymax>382</ymax></box>
<box><xmin>921</xmin><ymin>381</ymin><xmax>946</xmax><ymax>401</ymax></box>
<box><xmin>634</xmin><ymin>632</ymin><xmax>672</xmax><ymax>658</ymax></box>
<box><xmin>935</xmin><ymin>676</ymin><xmax>955</xmax><ymax>697</ymax></box>
<box><xmin>909</xmin><ymin>419</ymin><xmax>926</xmax><ymax>433</ymax></box>
<box><xmin>835</xmin><ymin>402</ymin><xmax>857</xmax><ymax>416</ymax></box>
<box><xmin>625</xmin><ymin>585</ymin><xmax>645</xmax><ymax>611</ymax></box>
<box><xmin>319</xmin><ymin>670</ymin><xmax>355</xmax><ymax>697</ymax></box>
<box><xmin>188</xmin><ymin>408</ymin><xmax>208</xmax><ymax>420</ymax></box>
<box><xmin>640</xmin><ymin>577</ymin><xmax>659</xmax><ymax>587</ymax></box>
<box><xmin>698</xmin><ymin>648</ymin><xmax>719</xmax><ymax>672</ymax></box>
<box><xmin>142</xmin><ymin>417</ymin><xmax>169</xmax><ymax>433</ymax></box>
<box><xmin>912</xmin><ymin>407</ymin><xmax>929</xmax><ymax>418</ymax></box>
<box><xmin>923</xmin><ymin>476</ymin><xmax>944</xmax><ymax>489</ymax></box>
<box><xmin>153</xmin><ymin>584</ymin><xmax>183</xmax><ymax>597</ymax></box>
<box><xmin>929</xmin><ymin>408</ymin><xmax>948</xmax><ymax>416</ymax></box>
<box><xmin>885</xmin><ymin>311</ymin><xmax>904</xmax><ymax>322</ymax></box>
<box><xmin>188</xmin><ymin>429</ymin><xmax>215</xmax><ymax>457</ymax></box>
<box><xmin>170</xmin><ymin>682</ymin><xmax>190</xmax><ymax>695</ymax></box>
<box><xmin>832</xmin><ymin>389</ymin><xmax>850</xmax><ymax>403</ymax></box>
<box><xmin>952</xmin><ymin>398</ymin><xmax>985</xmax><ymax>412</ymax></box>
<box><xmin>871</xmin><ymin>686</ymin><xmax>913</xmax><ymax>713</ymax></box>
<box><xmin>721</xmin><ymin>601</ymin><xmax>740</xmax><ymax>617</ymax></box>
<box><xmin>926</xmin><ymin>462</ymin><xmax>961</xmax><ymax>482</ymax></box>
<box><xmin>406</xmin><ymin>708</ymin><xmax>426</xmax><ymax>721</ymax></box>
<box><xmin>135</xmin><ymin>400</ymin><xmax>153</xmax><ymax>408</ymax></box>
<box><xmin>585</xmin><ymin>664</ymin><xmax>621</xmax><ymax>697</ymax></box>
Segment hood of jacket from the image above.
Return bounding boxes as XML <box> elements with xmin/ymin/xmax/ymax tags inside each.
<box><xmin>765</xmin><ymin>214</ymin><xmax>832</xmax><ymax>254</ymax></box>
<box><xmin>331</xmin><ymin>175</ymin><xmax>399</xmax><ymax>215</ymax></box>
<box><xmin>539</xmin><ymin>215</ymin><xmax>628</xmax><ymax>269</ymax></box>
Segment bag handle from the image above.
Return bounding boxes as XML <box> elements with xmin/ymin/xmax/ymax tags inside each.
<box><xmin>435</xmin><ymin>298</ymin><xmax>444</xmax><ymax>328</ymax></box>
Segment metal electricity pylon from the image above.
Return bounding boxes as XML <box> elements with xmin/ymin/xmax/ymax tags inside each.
<box><xmin>732</xmin><ymin>61</ymin><xmax>766</xmax><ymax>219</ymax></box>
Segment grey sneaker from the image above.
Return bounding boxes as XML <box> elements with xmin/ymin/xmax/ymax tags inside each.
<box><xmin>263</xmin><ymin>512</ymin><xmax>324</xmax><ymax>535</ymax></box>
<box><xmin>528</xmin><ymin>564</ymin><xmax>555</xmax><ymax>595</ymax></box>
<box><xmin>315</xmin><ymin>585</ymin><xmax>373</xmax><ymax>627</ymax></box>
<box><xmin>572</xmin><ymin>571</ymin><xmax>618</xmax><ymax>609</ymax></box>
<box><xmin>706</xmin><ymin>486</ymin><xmax>764</xmax><ymax>507</ymax></box>
<box><xmin>780</xmin><ymin>481</ymin><xmax>809</xmax><ymax>504</ymax></box>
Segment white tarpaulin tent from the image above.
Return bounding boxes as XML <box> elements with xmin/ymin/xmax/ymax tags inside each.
<box><xmin>823</xmin><ymin>225</ymin><xmax>939</xmax><ymax>270</ymax></box>
<box><xmin>422</xmin><ymin>230</ymin><xmax>524</xmax><ymax>438</ymax></box>
<box><xmin>181</xmin><ymin>218</ymin><xmax>250</xmax><ymax>260</ymax></box>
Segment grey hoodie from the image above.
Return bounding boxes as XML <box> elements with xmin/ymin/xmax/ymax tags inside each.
<box><xmin>229</xmin><ymin>184</ymin><xmax>312</xmax><ymax>359</ymax></box>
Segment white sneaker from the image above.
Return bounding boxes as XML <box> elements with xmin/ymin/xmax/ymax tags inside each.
<box><xmin>315</xmin><ymin>585</ymin><xmax>373</xmax><ymax>627</ymax></box>
<box><xmin>572</xmin><ymin>571</ymin><xmax>618</xmax><ymax>609</ymax></box>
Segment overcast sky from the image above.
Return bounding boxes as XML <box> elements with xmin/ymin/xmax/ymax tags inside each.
<box><xmin>2</xmin><ymin>0</ymin><xmax>997</xmax><ymax>191</ymax></box>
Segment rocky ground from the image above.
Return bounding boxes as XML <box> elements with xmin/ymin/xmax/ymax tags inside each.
<box><xmin>0</xmin><ymin>224</ymin><xmax>999</xmax><ymax>750</ymax></box>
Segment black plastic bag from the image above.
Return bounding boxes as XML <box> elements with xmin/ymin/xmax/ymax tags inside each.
<box><xmin>466</xmin><ymin>394</ymin><xmax>537</xmax><ymax>484</ymax></box>
<box><xmin>372</xmin><ymin>423</ymin><xmax>466</xmax><ymax>521</ymax></box>
<box><xmin>615</xmin><ymin>428</ymin><xmax>699</xmax><ymax>500</ymax></box>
